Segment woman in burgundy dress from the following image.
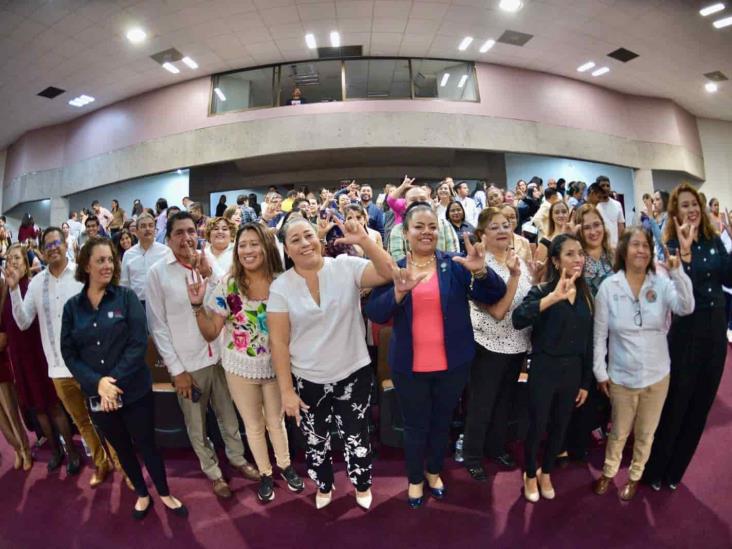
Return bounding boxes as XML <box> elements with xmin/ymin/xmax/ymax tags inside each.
<box><xmin>0</xmin><ymin>309</ymin><xmax>30</xmax><ymax>470</ymax></box>
<box><xmin>2</xmin><ymin>244</ymin><xmax>78</xmax><ymax>471</ymax></box>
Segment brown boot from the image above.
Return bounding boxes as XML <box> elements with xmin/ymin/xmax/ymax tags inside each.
<box><xmin>237</xmin><ymin>462</ymin><xmax>261</xmax><ymax>481</ymax></box>
<box><xmin>593</xmin><ymin>475</ymin><xmax>613</xmax><ymax>495</ymax></box>
<box><xmin>90</xmin><ymin>461</ymin><xmax>112</xmax><ymax>488</ymax></box>
<box><xmin>619</xmin><ymin>480</ymin><xmax>639</xmax><ymax>501</ymax></box>
<box><xmin>213</xmin><ymin>477</ymin><xmax>233</xmax><ymax>499</ymax></box>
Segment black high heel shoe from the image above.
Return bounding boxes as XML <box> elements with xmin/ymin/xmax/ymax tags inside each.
<box><xmin>164</xmin><ymin>499</ymin><xmax>189</xmax><ymax>518</ymax></box>
<box><xmin>47</xmin><ymin>449</ymin><xmax>64</xmax><ymax>472</ymax></box>
<box><xmin>407</xmin><ymin>483</ymin><xmax>424</xmax><ymax>509</ymax></box>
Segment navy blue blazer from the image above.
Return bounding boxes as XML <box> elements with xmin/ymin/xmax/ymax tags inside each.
<box><xmin>365</xmin><ymin>251</ymin><xmax>506</xmax><ymax>375</ymax></box>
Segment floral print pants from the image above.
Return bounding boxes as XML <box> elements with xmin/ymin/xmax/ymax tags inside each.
<box><xmin>294</xmin><ymin>366</ymin><xmax>373</xmax><ymax>492</ymax></box>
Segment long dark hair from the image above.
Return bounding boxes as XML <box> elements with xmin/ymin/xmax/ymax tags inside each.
<box><xmin>543</xmin><ymin>233</ymin><xmax>593</xmax><ymax>310</ymax></box>
<box><xmin>230</xmin><ymin>223</ymin><xmax>283</xmax><ymax>297</ymax></box>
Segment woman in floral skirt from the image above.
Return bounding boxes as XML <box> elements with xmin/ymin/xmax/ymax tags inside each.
<box><xmin>187</xmin><ymin>223</ymin><xmax>304</xmax><ymax>503</ymax></box>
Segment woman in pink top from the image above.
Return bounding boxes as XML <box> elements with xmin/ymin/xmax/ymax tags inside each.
<box><xmin>366</xmin><ymin>202</ymin><xmax>506</xmax><ymax>508</ymax></box>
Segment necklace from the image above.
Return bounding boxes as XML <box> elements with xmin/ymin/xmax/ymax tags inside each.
<box><xmin>409</xmin><ymin>255</ymin><xmax>435</xmax><ymax>268</ymax></box>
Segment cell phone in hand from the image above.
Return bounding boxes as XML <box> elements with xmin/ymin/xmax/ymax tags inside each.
<box><xmin>89</xmin><ymin>395</ymin><xmax>123</xmax><ymax>412</ymax></box>
<box><xmin>191</xmin><ymin>385</ymin><xmax>202</xmax><ymax>403</ymax></box>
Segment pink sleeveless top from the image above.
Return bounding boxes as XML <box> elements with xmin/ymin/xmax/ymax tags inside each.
<box><xmin>411</xmin><ymin>274</ymin><xmax>448</xmax><ymax>372</ymax></box>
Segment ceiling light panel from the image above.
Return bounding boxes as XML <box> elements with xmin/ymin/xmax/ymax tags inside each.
<box><xmin>592</xmin><ymin>67</ymin><xmax>610</xmax><ymax>77</ymax></box>
<box><xmin>499</xmin><ymin>0</ymin><xmax>523</xmax><ymax>12</ymax></box>
<box><xmin>458</xmin><ymin>36</ymin><xmax>473</xmax><ymax>51</ymax></box>
<box><xmin>162</xmin><ymin>62</ymin><xmax>180</xmax><ymax>74</ymax></box>
<box><xmin>126</xmin><ymin>28</ymin><xmax>146</xmax><ymax>44</ymax></box>
<box><xmin>479</xmin><ymin>39</ymin><xmax>495</xmax><ymax>53</ymax></box>
<box><xmin>705</xmin><ymin>82</ymin><xmax>719</xmax><ymax>92</ymax></box>
<box><xmin>181</xmin><ymin>57</ymin><xmax>198</xmax><ymax>69</ymax></box>
<box><xmin>330</xmin><ymin>31</ymin><xmax>340</xmax><ymax>47</ymax></box>
<box><xmin>700</xmin><ymin>3</ymin><xmax>725</xmax><ymax>16</ymax></box>
<box><xmin>713</xmin><ymin>15</ymin><xmax>732</xmax><ymax>28</ymax></box>
<box><xmin>69</xmin><ymin>94</ymin><xmax>95</xmax><ymax>107</ymax></box>
<box><xmin>305</xmin><ymin>33</ymin><xmax>317</xmax><ymax>49</ymax></box>
<box><xmin>577</xmin><ymin>61</ymin><xmax>595</xmax><ymax>72</ymax></box>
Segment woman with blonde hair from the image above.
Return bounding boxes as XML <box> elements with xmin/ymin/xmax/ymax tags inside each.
<box><xmin>187</xmin><ymin>223</ymin><xmax>304</xmax><ymax>503</ymax></box>
<box><xmin>644</xmin><ymin>183</ymin><xmax>732</xmax><ymax>491</ymax></box>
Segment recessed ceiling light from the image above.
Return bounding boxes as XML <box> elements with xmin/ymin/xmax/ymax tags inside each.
<box><xmin>214</xmin><ymin>87</ymin><xmax>226</xmax><ymax>101</ymax></box>
<box><xmin>592</xmin><ymin>67</ymin><xmax>610</xmax><ymax>77</ymax></box>
<box><xmin>330</xmin><ymin>31</ymin><xmax>340</xmax><ymax>47</ymax></box>
<box><xmin>577</xmin><ymin>61</ymin><xmax>596</xmax><ymax>72</ymax></box>
<box><xmin>176</xmin><ymin>169</ymin><xmax>183</xmax><ymax>175</ymax></box>
<box><xmin>305</xmin><ymin>33</ymin><xmax>317</xmax><ymax>49</ymax></box>
<box><xmin>458</xmin><ymin>75</ymin><xmax>469</xmax><ymax>88</ymax></box>
<box><xmin>181</xmin><ymin>56</ymin><xmax>198</xmax><ymax>69</ymax></box>
<box><xmin>713</xmin><ymin>15</ymin><xmax>732</xmax><ymax>27</ymax></box>
<box><xmin>440</xmin><ymin>73</ymin><xmax>450</xmax><ymax>87</ymax></box>
<box><xmin>705</xmin><ymin>82</ymin><xmax>719</xmax><ymax>93</ymax></box>
<box><xmin>700</xmin><ymin>3</ymin><xmax>725</xmax><ymax>16</ymax></box>
<box><xmin>479</xmin><ymin>39</ymin><xmax>495</xmax><ymax>53</ymax></box>
<box><xmin>68</xmin><ymin>94</ymin><xmax>95</xmax><ymax>108</ymax></box>
<box><xmin>499</xmin><ymin>0</ymin><xmax>523</xmax><ymax>12</ymax></box>
<box><xmin>162</xmin><ymin>62</ymin><xmax>180</xmax><ymax>74</ymax></box>
<box><xmin>458</xmin><ymin>36</ymin><xmax>473</xmax><ymax>51</ymax></box>
<box><xmin>126</xmin><ymin>27</ymin><xmax>147</xmax><ymax>44</ymax></box>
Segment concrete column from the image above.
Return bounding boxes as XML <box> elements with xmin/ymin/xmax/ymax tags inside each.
<box><xmin>50</xmin><ymin>197</ymin><xmax>70</xmax><ymax>227</ymax></box>
<box><xmin>632</xmin><ymin>168</ymin><xmax>655</xmax><ymax>225</ymax></box>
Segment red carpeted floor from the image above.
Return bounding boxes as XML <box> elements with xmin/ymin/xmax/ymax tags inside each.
<box><xmin>2</xmin><ymin>353</ymin><xmax>731</xmax><ymax>549</ymax></box>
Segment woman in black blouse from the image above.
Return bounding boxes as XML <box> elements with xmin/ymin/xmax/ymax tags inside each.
<box><xmin>643</xmin><ymin>183</ymin><xmax>731</xmax><ymax>491</ymax></box>
<box><xmin>512</xmin><ymin>234</ymin><xmax>592</xmax><ymax>502</ymax></box>
<box><xmin>446</xmin><ymin>201</ymin><xmax>475</xmax><ymax>255</ymax></box>
<box><xmin>60</xmin><ymin>237</ymin><xmax>187</xmax><ymax>520</ymax></box>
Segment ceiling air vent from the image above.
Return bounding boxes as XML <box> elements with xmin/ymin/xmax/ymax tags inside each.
<box><xmin>150</xmin><ymin>48</ymin><xmax>183</xmax><ymax>65</ymax></box>
<box><xmin>497</xmin><ymin>30</ymin><xmax>533</xmax><ymax>47</ymax></box>
<box><xmin>607</xmin><ymin>47</ymin><xmax>639</xmax><ymax>62</ymax></box>
<box><xmin>318</xmin><ymin>45</ymin><xmax>362</xmax><ymax>59</ymax></box>
<box><xmin>37</xmin><ymin>86</ymin><xmax>65</xmax><ymax>99</ymax></box>
<box><xmin>704</xmin><ymin>71</ymin><xmax>728</xmax><ymax>82</ymax></box>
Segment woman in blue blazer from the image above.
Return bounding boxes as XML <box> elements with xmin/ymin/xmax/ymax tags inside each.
<box><xmin>366</xmin><ymin>202</ymin><xmax>506</xmax><ymax>508</ymax></box>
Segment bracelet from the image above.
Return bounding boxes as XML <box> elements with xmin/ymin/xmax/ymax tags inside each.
<box><xmin>191</xmin><ymin>303</ymin><xmax>203</xmax><ymax>311</ymax></box>
<box><xmin>472</xmin><ymin>268</ymin><xmax>488</xmax><ymax>280</ymax></box>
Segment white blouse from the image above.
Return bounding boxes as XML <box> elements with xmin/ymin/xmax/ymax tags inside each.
<box><xmin>470</xmin><ymin>253</ymin><xmax>532</xmax><ymax>354</ymax></box>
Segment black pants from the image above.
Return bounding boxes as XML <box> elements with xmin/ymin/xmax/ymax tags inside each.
<box><xmin>563</xmin><ymin>380</ymin><xmax>610</xmax><ymax>458</ymax></box>
<box><xmin>644</xmin><ymin>308</ymin><xmax>727</xmax><ymax>485</ymax></box>
<box><xmin>463</xmin><ymin>345</ymin><xmax>524</xmax><ymax>466</ymax></box>
<box><xmin>524</xmin><ymin>355</ymin><xmax>581</xmax><ymax>478</ymax></box>
<box><xmin>294</xmin><ymin>366</ymin><xmax>373</xmax><ymax>492</ymax></box>
<box><xmin>392</xmin><ymin>367</ymin><xmax>469</xmax><ymax>485</ymax></box>
<box><xmin>90</xmin><ymin>391</ymin><xmax>169</xmax><ymax>498</ymax></box>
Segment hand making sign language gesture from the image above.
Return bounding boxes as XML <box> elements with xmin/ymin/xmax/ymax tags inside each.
<box><xmin>452</xmin><ymin>234</ymin><xmax>488</xmax><ymax>273</ymax></box>
<box><xmin>392</xmin><ymin>252</ymin><xmax>431</xmax><ymax>302</ymax></box>
<box><xmin>673</xmin><ymin>215</ymin><xmax>697</xmax><ymax>260</ymax></box>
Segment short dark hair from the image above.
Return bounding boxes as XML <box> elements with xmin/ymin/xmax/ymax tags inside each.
<box><xmin>614</xmin><ymin>226</ymin><xmax>655</xmax><ymax>274</ymax></box>
<box><xmin>529</xmin><ymin>176</ymin><xmax>543</xmax><ymax>186</ymax></box>
<box><xmin>41</xmin><ymin>226</ymin><xmax>64</xmax><ymax>244</ymax></box>
<box><xmin>655</xmin><ymin>190</ymin><xmax>670</xmax><ymax>212</ymax></box>
<box><xmin>91</xmin><ymin>200</ymin><xmax>100</xmax><ymax>207</ymax></box>
<box><xmin>587</xmin><ymin>182</ymin><xmax>602</xmax><ymax>195</ymax></box>
<box><xmin>84</xmin><ymin>215</ymin><xmax>99</xmax><ymax>228</ymax></box>
<box><xmin>156</xmin><ymin>198</ymin><xmax>168</xmax><ymax>213</ymax></box>
<box><xmin>544</xmin><ymin>188</ymin><xmax>558</xmax><ymax>200</ymax></box>
<box><xmin>455</xmin><ymin>181</ymin><xmax>469</xmax><ymax>191</ymax></box>
<box><xmin>236</xmin><ymin>194</ymin><xmax>247</xmax><ymax>205</ymax></box>
<box><xmin>166</xmin><ymin>211</ymin><xmax>194</xmax><ymax>239</ymax></box>
<box><xmin>292</xmin><ymin>197</ymin><xmax>310</xmax><ymax>211</ymax></box>
<box><xmin>75</xmin><ymin>236</ymin><xmax>121</xmax><ymax>286</ymax></box>
<box><xmin>189</xmin><ymin>202</ymin><xmax>203</xmax><ymax>212</ymax></box>
<box><xmin>446</xmin><ymin>199</ymin><xmax>466</xmax><ymax>223</ymax></box>
<box><xmin>287</xmin><ymin>190</ymin><xmax>298</xmax><ymax>199</ymax></box>
<box><xmin>596</xmin><ymin>175</ymin><xmax>610</xmax><ymax>184</ymax></box>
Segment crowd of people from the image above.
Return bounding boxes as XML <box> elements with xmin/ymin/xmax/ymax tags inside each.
<box><xmin>0</xmin><ymin>174</ymin><xmax>729</xmax><ymax>520</ymax></box>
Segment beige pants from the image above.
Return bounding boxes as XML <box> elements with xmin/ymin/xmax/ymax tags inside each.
<box><xmin>53</xmin><ymin>377</ymin><xmax>117</xmax><ymax>469</ymax></box>
<box><xmin>177</xmin><ymin>364</ymin><xmax>247</xmax><ymax>481</ymax></box>
<box><xmin>603</xmin><ymin>375</ymin><xmax>670</xmax><ymax>481</ymax></box>
<box><xmin>0</xmin><ymin>382</ymin><xmax>29</xmax><ymax>453</ymax></box>
<box><xmin>226</xmin><ymin>372</ymin><xmax>290</xmax><ymax>477</ymax></box>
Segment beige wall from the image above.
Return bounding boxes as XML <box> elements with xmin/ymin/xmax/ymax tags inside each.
<box><xmin>698</xmin><ymin>118</ymin><xmax>732</xmax><ymax>207</ymax></box>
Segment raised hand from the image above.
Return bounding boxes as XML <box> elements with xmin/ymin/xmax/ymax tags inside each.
<box><xmin>550</xmin><ymin>268</ymin><xmax>579</xmax><ymax>303</ymax></box>
<box><xmin>186</xmin><ymin>269</ymin><xmax>207</xmax><ymax>306</ymax></box>
<box><xmin>526</xmin><ymin>253</ymin><xmax>546</xmax><ymax>283</ymax></box>
<box><xmin>452</xmin><ymin>234</ymin><xmax>486</xmax><ymax>273</ymax></box>
<box><xmin>506</xmin><ymin>248</ymin><xmax>521</xmax><ymax>278</ymax></box>
<box><xmin>2</xmin><ymin>266</ymin><xmax>19</xmax><ymax>290</ymax></box>
<box><xmin>197</xmin><ymin>247</ymin><xmax>213</xmax><ymax>278</ymax></box>
<box><xmin>674</xmin><ymin>216</ymin><xmax>697</xmax><ymax>253</ymax></box>
<box><xmin>659</xmin><ymin>246</ymin><xmax>680</xmax><ymax>271</ymax></box>
<box><xmin>334</xmin><ymin>218</ymin><xmax>368</xmax><ymax>246</ymax></box>
<box><xmin>401</xmin><ymin>174</ymin><xmax>416</xmax><ymax>189</ymax></box>
<box><xmin>393</xmin><ymin>254</ymin><xmax>430</xmax><ymax>294</ymax></box>
<box><xmin>317</xmin><ymin>211</ymin><xmax>335</xmax><ymax>238</ymax></box>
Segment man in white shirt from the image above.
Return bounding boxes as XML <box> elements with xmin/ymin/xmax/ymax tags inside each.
<box><xmin>146</xmin><ymin>211</ymin><xmax>259</xmax><ymax>498</ymax></box>
<box><xmin>532</xmin><ymin>188</ymin><xmax>561</xmax><ymax>237</ymax></box>
<box><xmin>120</xmin><ymin>213</ymin><xmax>168</xmax><ymax>305</ymax></box>
<box><xmin>455</xmin><ymin>181</ymin><xmax>480</xmax><ymax>226</ymax></box>
<box><xmin>588</xmin><ymin>178</ymin><xmax>626</xmax><ymax>246</ymax></box>
<box><xmin>6</xmin><ymin>226</ymin><xmax>114</xmax><ymax>486</ymax></box>
<box><xmin>67</xmin><ymin>211</ymin><xmax>83</xmax><ymax>241</ymax></box>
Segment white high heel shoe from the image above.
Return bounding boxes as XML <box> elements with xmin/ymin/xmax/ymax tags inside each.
<box><xmin>356</xmin><ymin>489</ymin><xmax>372</xmax><ymax>510</ymax></box>
<box><xmin>537</xmin><ymin>468</ymin><xmax>555</xmax><ymax>500</ymax></box>
<box><xmin>316</xmin><ymin>487</ymin><xmax>334</xmax><ymax>509</ymax></box>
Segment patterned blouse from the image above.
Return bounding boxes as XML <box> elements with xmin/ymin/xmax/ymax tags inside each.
<box><xmin>470</xmin><ymin>253</ymin><xmax>532</xmax><ymax>354</ymax></box>
<box><xmin>206</xmin><ymin>276</ymin><xmax>274</xmax><ymax>379</ymax></box>
<box><xmin>585</xmin><ymin>251</ymin><xmax>614</xmax><ymax>297</ymax></box>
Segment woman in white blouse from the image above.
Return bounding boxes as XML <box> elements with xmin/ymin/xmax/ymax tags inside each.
<box><xmin>463</xmin><ymin>207</ymin><xmax>532</xmax><ymax>481</ymax></box>
<box><xmin>593</xmin><ymin>227</ymin><xmax>694</xmax><ymax>501</ymax></box>
<box><xmin>204</xmin><ymin>217</ymin><xmax>235</xmax><ymax>275</ymax></box>
<box><xmin>267</xmin><ymin>217</ymin><xmax>395</xmax><ymax>511</ymax></box>
<box><xmin>187</xmin><ymin>223</ymin><xmax>304</xmax><ymax>504</ymax></box>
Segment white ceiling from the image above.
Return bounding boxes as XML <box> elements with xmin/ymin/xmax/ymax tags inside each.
<box><xmin>0</xmin><ymin>0</ymin><xmax>731</xmax><ymax>150</ymax></box>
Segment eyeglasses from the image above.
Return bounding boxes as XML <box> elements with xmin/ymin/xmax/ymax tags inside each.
<box><xmin>44</xmin><ymin>239</ymin><xmax>62</xmax><ymax>251</ymax></box>
<box><xmin>633</xmin><ymin>299</ymin><xmax>643</xmax><ymax>327</ymax></box>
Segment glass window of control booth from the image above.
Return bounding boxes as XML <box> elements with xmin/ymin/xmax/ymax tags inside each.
<box><xmin>345</xmin><ymin>59</ymin><xmax>412</xmax><ymax>100</ymax></box>
<box><xmin>279</xmin><ymin>60</ymin><xmax>343</xmax><ymax>104</ymax></box>
<box><xmin>411</xmin><ymin>60</ymin><xmax>477</xmax><ymax>101</ymax></box>
<box><xmin>212</xmin><ymin>68</ymin><xmax>275</xmax><ymax>113</ymax></box>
